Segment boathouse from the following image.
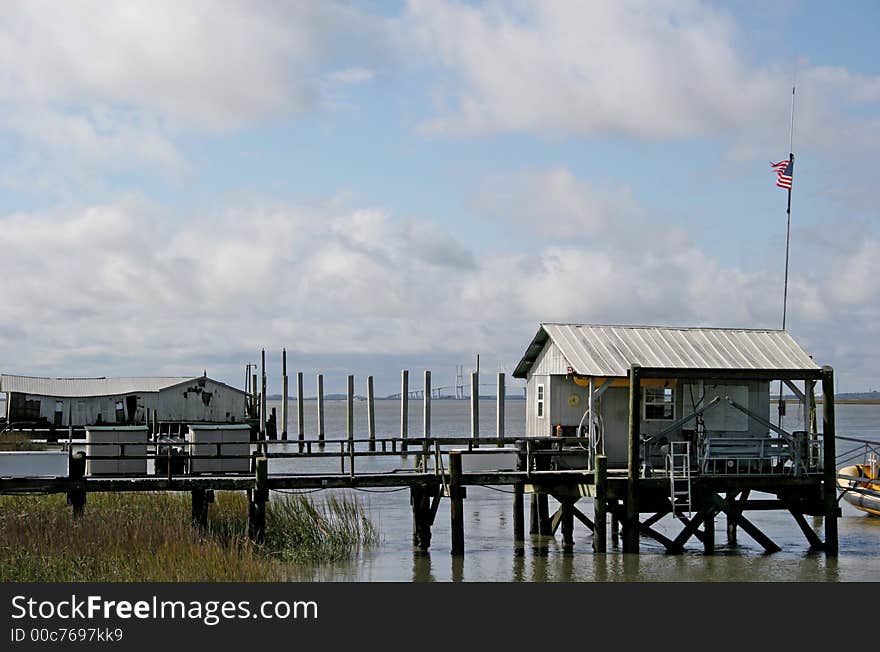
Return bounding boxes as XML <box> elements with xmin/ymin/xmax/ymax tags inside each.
<box><xmin>0</xmin><ymin>374</ymin><xmax>247</xmax><ymax>427</ymax></box>
<box><xmin>513</xmin><ymin>323</ymin><xmax>838</xmax><ymax>555</ymax></box>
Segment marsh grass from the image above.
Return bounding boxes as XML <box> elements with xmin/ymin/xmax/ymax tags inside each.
<box><xmin>0</xmin><ymin>491</ymin><xmax>377</xmax><ymax>582</ymax></box>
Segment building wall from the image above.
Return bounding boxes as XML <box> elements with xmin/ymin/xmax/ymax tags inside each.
<box><xmin>156</xmin><ymin>378</ymin><xmax>247</xmax><ymax>423</ymax></box>
<box><xmin>525</xmin><ymin>374</ymin><xmax>552</xmax><ymax>437</ymax></box>
<box><xmin>6</xmin><ymin>378</ymin><xmax>247</xmax><ymax>426</ymax></box>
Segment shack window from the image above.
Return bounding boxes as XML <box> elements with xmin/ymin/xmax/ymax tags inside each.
<box><xmin>53</xmin><ymin>401</ymin><xmax>64</xmax><ymax>427</ymax></box>
<box><xmin>536</xmin><ymin>384</ymin><xmax>545</xmax><ymax>419</ymax></box>
<box><xmin>644</xmin><ymin>387</ymin><xmax>675</xmax><ymax>421</ymax></box>
<box><xmin>115</xmin><ymin>400</ymin><xmax>125</xmax><ymax>423</ymax></box>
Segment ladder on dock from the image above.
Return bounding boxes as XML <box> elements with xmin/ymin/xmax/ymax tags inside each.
<box><xmin>666</xmin><ymin>441</ymin><xmax>692</xmax><ymax>517</ymax></box>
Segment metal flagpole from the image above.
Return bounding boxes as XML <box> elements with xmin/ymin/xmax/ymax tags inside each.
<box><xmin>778</xmin><ymin>86</ymin><xmax>795</xmax><ymax>426</ymax></box>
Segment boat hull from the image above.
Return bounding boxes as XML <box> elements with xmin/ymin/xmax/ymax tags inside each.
<box><xmin>838</xmin><ymin>464</ymin><xmax>880</xmax><ymax>517</ymax></box>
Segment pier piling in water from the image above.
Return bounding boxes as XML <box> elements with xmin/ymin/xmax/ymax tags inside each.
<box><xmin>423</xmin><ymin>371</ymin><xmax>431</xmax><ymax>439</ymax></box>
<box><xmin>450</xmin><ymin>450</ymin><xmax>464</xmax><ymax>555</ymax></box>
<box><xmin>281</xmin><ymin>349</ymin><xmax>288</xmax><ymax>441</ymax></box>
<box><xmin>297</xmin><ymin>371</ymin><xmax>304</xmax><ymax>451</ymax></box>
<box><xmin>496</xmin><ymin>372</ymin><xmax>505</xmax><ymax>445</ymax></box>
<box><xmin>367</xmin><ymin>376</ymin><xmax>376</xmax><ymax>452</ymax></box>
<box><xmin>317</xmin><ymin>374</ymin><xmax>325</xmax><ymax>447</ymax></box>
<box><xmin>594</xmin><ymin>454</ymin><xmax>607</xmax><ymax>553</ymax></box>
<box><xmin>400</xmin><ymin>370</ymin><xmax>409</xmax><ymax>453</ymax></box>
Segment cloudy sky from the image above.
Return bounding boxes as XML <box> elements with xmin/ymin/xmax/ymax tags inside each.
<box><xmin>0</xmin><ymin>1</ymin><xmax>878</xmax><ymax>395</ymax></box>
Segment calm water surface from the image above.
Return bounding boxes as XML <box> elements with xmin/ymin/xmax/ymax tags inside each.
<box><xmin>263</xmin><ymin>399</ymin><xmax>880</xmax><ymax>582</ymax></box>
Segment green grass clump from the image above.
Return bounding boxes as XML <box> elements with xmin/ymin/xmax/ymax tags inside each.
<box><xmin>0</xmin><ymin>491</ymin><xmax>376</xmax><ymax>582</ymax></box>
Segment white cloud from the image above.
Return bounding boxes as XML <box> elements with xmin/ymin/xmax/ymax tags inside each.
<box><xmin>403</xmin><ymin>0</ymin><xmax>880</xmax><ymax>157</ymax></box>
<box><xmin>0</xmin><ymin>2</ymin><xmax>385</xmax><ymax>180</ymax></box>
<box><xmin>1</xmin><ymin>184</ymin><xmax>877</xmax><ymax>389</ymax></box>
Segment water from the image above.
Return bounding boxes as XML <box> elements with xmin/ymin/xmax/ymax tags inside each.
<box><xmin>262</xmin><ymin>399</ymin><xmax>880</xmax><ymax>581</ymax></box>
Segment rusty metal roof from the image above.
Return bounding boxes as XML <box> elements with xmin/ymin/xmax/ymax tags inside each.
<box><xmin>1</xmin><ymin>375</ymin><xmax>197</xmax><ymax>397</ymax></box>
<box><xmin>512</xmin><ymin>323</ymin><xmax>820</xmax><ymax>378</ymax></box>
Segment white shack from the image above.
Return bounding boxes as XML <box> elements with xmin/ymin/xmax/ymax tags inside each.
<box><xmin>512</xmin><ymin>323</ymin><xmax>820</xmax><ymax>471</ymax></box>
<box><xmin>1</xmin><ymin>374</ymin><xmax>247</xmax><ymax>427</ymax></box>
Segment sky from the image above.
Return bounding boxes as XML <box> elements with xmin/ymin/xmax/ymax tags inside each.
<box><xmin>0</xmin><ymin>0</ymin><xmax>878</xmax><ymax>396</ymax></box>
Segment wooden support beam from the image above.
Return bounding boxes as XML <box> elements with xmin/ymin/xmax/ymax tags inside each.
<box><xmin>400</xmin><ymin>370</ymin><xmax>409</xmax><ymax>453</ymax></box>
<box><xmin>677</xmin><ymin>515</ymin><xmax>706</xmax><ymax>543</ymax></box>
<box><xmin>297</xmin><ymin>371</ymin><xmax>304</xmax><ymax>450</ymax></box>
<box><xmin>671</xmin><ymin>512</ymin><xmax>706</xmax><ymax>551</ymax></box>
<box><xmin>571</xmin><ymin>506</ymin><xmax>594</xmax><ymax>532</ymax></box>
<box><xmin>703</xmin><ymin>508</ymin><xmax>715</xmax><ymax>554</ymax></box>
<box><xmin>710</xmin><ymin>494</ymin><xmax>780</xmax><ymax>553</ymax></box>
<box><xmin>248</xmin><ymin>457</ymin><xmax>268</xmax><ymax>543</ymax></box>
<box><xmin>496</xmin><ymin>372</ymin><xmax>505</xmax><ymax>445</ymax></box>
<box><xmin>561</xmin><ymin>500</ymin><xmax>575</xmax><ymax>550</ymax></box>
<box><xmin>593</xmin><ymin>455</ymin><xmax>607</xmax><ymax>553</ymax></box>
<box><xmin>638</xmin><ymin>521</ymin><xmax>678</xmax><ymax>552</ymax></box>
<box><xmin>410</xmin><ymin>485</ymin><xmax>433</xmax><ymax>550</ymax></box>
<box><xmin>316</xmin><ymin>374</ymin><xmax>325</xmax><ymax>446</ymax></box>
<box><xmin>529</xmin><ymin>494</ymin><xmax>538</xmax><ymax>535</ymax></box>
<box><xmin>625</xmin><ymin>364</ymin><xmax>642</xmax><ymax>553</ymax></box>
<box><xmin>449</xmin><ymin>450</ymin><xmax>464</xmax><ymax>555</ymax></box>
<box><xmin>66</xmin><ymin>451</ymin><xmax>86</xmax><ymax>517</ymax></box>
<box><xmin>821</xmin><ymin>365</ymin><xmax>838</xmax><ymax>556</ymax></box>
<box><xmin>611</xmin><ymin>504</ymin><xmax>620</xmax><ymax>545</ymax></box>
<box><xmin>191</xmin><ymin>488</ymin><xmax>209</xmax><ymax>529</ymax></box>
<box><xmin>281</xmin><ymin>349</ymin><xmax>288</xmax><ymax>441</ymax></box>
<box><xmin>367</xmin><ymin>376</ymin><xmax>376</xmax><ymax>452</ymax></box>
<box><xmin>642</xmin><ymin>508</ymin><xmax>671</xmax><ymax>529</ymax></box>
<box><xmin>513</xmin><ymin>483</ymin><xmax>525</xmax><ymax>543</ymax></box>
<box><xmin>550</xmin><ymin>506</ymin><xmax>563</xmax><ymax>535</ymax></box>
<box><xmin>789</xmin><ymin>508</ymin><xmax>824</xmax><ymax>550</ymax></box>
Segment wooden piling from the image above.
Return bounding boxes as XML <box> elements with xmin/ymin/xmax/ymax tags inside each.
<box><xmin>66</xmin><ymin>451</ymin><xmax>86</xmax><ymax>517</ymax></box>
<box><xmin>248</xmin><ymin>457</ymin><xmax>268</xmax><ymax>543</ymax></box>
<box><xmin>594</xmin><ymin>454</ymin><xmax>607</xmax><ymax>553</ymax></box>
<box><xmin>611</xmin><ymin>508</ymin><xmax>620</xmax><ymax>545</ymax></box>
<box><xmin>400</xmin><ymin>370</ymin><xmax>409</xmax><ymax>453</ymax></box>
<box><xmin>423</xmin><ymin>370</ymin><xmax>431</xmax><ymax>439</ymax></box>
<box><xmin>529</xmin><ymin>494</ymin><xmax>538</xmax><ymax>535</ymax></box>
<box><xmin>296</xmin><ymin>371</ymin><xmax>304</xmax><ymax>450</ymax></box>
<box><xmin>251</xmin><ymin>373</ymin><xmax>258</xmax><ymax>419</ymax></box>
<box><xmin>281</xmin><ymin>349</ymin><xmax>288</xmax><ymax>441</ymax></box>
<box><xmin>367</xmin><ymin>376</ymin><xmax>376</xmax><ymax>451</ymax></box>
<box><xmin>821</xmin><ymin>365</ymin><xmax>838</xmax><ymax>555</ymax></box>
<box><xmin>347</xmin><ymin>374</ymin><xmax>354</xmax><ymax>445</ymax></box>
<box><xmin>703</xmin><ymin>508</ymin><xmax>715</xmax><ymax>554</ymax></box>
<box><xmin>450</xmin><ymin>450</ymin><xmax>464</xmax><ymax>555</ymax></box>
<box><xmin>470</xmin><ymin>371</ymin><xmax>479</xmax><ymax>447</ymax></box>
<box><xmin>725</xmin><ymin>491</ymin><xmax>738</xmax><ymax>545</ymax></box>
<box><xmin>317</xmin><ymin>374</ymin><xmax>325</xmax><ymax>446</ymax></box>
<box><xmin>560</xmin><ymin>499</ymin><xmax>575</xmax><ymax>550</ymax></box>
<box><xmin>496</xmin><ymin>372</ymin><xmax>505</xmax><ymax>445</ymax></box>
<box><xmin>260</xmin><ymin>349</ymin><xmax>267</xmax><ymax>443</ymax></box>
<box><xmin>191</xmin><ymin>488</ymin><xmax>209</xmax><ymax>529</ymax></box>
<box><xmin>624</xmin><ymin>364</ymin><xmax>642</xmax><ymax>553</ymax></box>
<box><xmin>513</xmin><ymin>482</ymin><xmax>525</xmax><ymax>543</ymax></box>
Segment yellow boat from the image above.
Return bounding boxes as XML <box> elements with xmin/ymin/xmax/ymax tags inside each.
<box><xmin>838</xmin><ymin>459</ymin><xmax>880</xmax><ymax>517</ymax></box>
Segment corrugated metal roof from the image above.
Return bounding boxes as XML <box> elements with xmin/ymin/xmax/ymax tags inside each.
<box><xmin>0</xmin><ymin>375</ymin><xmax>197</xmax><ymax>397</ymax></box>
<box><xmin>513</xmin><ymin>323</ymin><xmax>820</xmax><ymax>378</ymax></box>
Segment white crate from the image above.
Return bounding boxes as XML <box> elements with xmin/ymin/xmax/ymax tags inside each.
<box><xmin>86</xmin><ymin>427</ymin><xmax>148</xmax><ymax>476</ymax></box>
<box><xmin>456</xmin><ymin>447</ymin><xmax>519</xmax><ymax>473</ymax></box>
<box><xmin>188</xmin><ymin>425</ymin><xmax>251</xmax><ymax>474</ymax></box>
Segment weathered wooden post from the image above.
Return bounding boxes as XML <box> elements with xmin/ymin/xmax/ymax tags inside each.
<box><xmin>317</xmin><ymin>374</ymin><xmax>325</xmax><ymax>447</ymax></box>
<box><xmin>260</xmin><ymin>349</ymin><xmax>267</xmax><ymax>450</ymax></box>
<box><xmin>296</xmin><ymin>371</ymin><xmax>304</xmax><ymax>451</ymax></box>
<box><xmin>67</xmin><ymin>451</ymin><xmax>86</xmax><ymax>517</ymax></box>
<box><xmin>594</xmin><ymin>454</ymin><xmax>607</xmax><ymax>553</ymax></box>
<box><xmin>400</xmin><ymin>370</ymin><xmax>409</xmax><ymax>453</ymax></box>
<box><xmin>151</xmin><ymin>409</ymin><xmax>158</xmax><ymax>438</ymax></box>
<box><xmin>191</xmin><ymin>488</ymin><xmax>210</xmax><ymax>529</ymax></box>
<box><xmin>561</xmin><ymin>499</ymin><xmax>575</xmax><ymax>551</ymax></box>
<box><xmin>450</xmin><ymin>450</ymin><xmax>464</xmax><ymax>555</ymax></box>
<box><xmin>347</xmin><ymin>374</ymin><xmax>355</xmax><ymax>446</ymax></box>
<box><xmin>496</xmin><ymin>372</ymin><xmax>505</xmax><ymax>446</ymax></box>
<box><xmin>423</xmin><ymin>370</ymin><xmax>431</xmax><ymax>439</ymax></box>
<box><xmin>624</xmin><ymin>364</ymin><xmax>642</xmax><ymax>553</ymax></box>
<box><xmin>470</xmin><ymin>371</ymin><xmax>479</xmax><ymax>447</ymax></box>
<box><xmin>251</xmin><ymin>373</ymin><xmax>258</xmax><ymax>419</ymax></box>
<box><xmin>821</xmin><ymin>366</ymin><xmax>838</xmax><ymax>555</ymax></box>
<box><xmin>281</xmin><ymin>349</ymin><xmax>288</xmax><ymax>441</ymax></box>
<box><xmin>248</xmin><ymin>457</ymin><xmax>269</xmax><ymax>543</ymax></box>
<box><xmin>367</xmin><ymin>375</ymin><xmax>376</xmax><ymax>452</ymax></box>
<box><xmin>513</xmin><ymin>482</ymin><xmax>525</xmax><ymax>543</ymax></box>
<box><xmin>725</xmin><ymin>492</ymin><xmax>738</xmax><ymax>545</ymax></box>
<box><xmin>703</xmin><ymin>507</ymin><xmax>715</xmax><ymax>554</ymax></box>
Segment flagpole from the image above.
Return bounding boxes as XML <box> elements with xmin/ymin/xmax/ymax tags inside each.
<box><xmin>778</xmin><ymin>86</ymin><xmax>795</xmax><ymax>426</ymax></box>
<box><xmin>782</xmin><ymin>85</ymin><xmax>795</xmax><ymax>330</ymax></box>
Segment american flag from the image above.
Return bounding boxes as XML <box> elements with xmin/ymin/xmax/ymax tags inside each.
<box><xmin>771</xmin><ymin>158</ymin><xmax>793</xmax><ymax>190</ymax></box>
